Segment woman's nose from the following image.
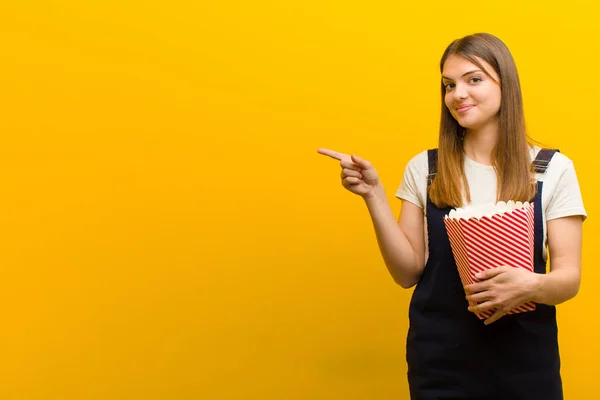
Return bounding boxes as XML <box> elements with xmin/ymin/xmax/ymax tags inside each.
<box><xmin>453</xmin><ymin>84</ymin><xmax>468</xmax><ymax>100</ymax></box>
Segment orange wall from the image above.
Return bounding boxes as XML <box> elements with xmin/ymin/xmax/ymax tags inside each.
<box><xmin>0</xmin><ymin>1</ymin><xmax>598</xmax><ymax>398</ymax></box>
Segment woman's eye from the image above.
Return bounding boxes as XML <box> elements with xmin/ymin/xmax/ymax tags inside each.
<box><xmin>470</xmin><ymin>77</ymin><xmax>483</xmax><ymax>83</ymax></box>
<box><xmin>444</xmin><ymin>83</ymin><xmax>455</xmax><ymax>89</ymax></box>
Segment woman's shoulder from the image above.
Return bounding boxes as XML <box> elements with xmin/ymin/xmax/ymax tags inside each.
<box><xmin>531</xmin><ymin>147</ymin><xmax>584</xmax><ymax>205</ymax></box>
<box><xmin>531</xmin><ymin>146</ymin><xmax>575</xmax><ymax>175</ymax></box>
<box><xmin>404</xmin><ymin>149</ymin><xmax>431</xmax><ymax>171</ymax></box>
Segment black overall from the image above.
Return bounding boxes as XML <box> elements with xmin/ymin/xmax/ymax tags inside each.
<box><xmin>406</xmin><ymin>149</ymin><xmax>562</xmax><ymax>400</ymax></box>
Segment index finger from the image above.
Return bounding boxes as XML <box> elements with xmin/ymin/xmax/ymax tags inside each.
<box><xmin>317</xmin><ymin>148</ymin><xmax>348</xmax><ymax>161</ymax></box>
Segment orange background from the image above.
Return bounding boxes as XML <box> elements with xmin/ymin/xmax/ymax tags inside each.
<box><xmin>0</xmin><ymin>1</ymin><xmax>598</xmax><ymax>398</ymax></box>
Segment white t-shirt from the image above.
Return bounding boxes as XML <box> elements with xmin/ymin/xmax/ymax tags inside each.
<box><xmin>395</xmin><ymin>146</ymin><xmax>587</xmax><ymax>262</ymax></box>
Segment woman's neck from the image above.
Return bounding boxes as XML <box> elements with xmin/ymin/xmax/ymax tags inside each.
<box><xmin>463</xmin><ymin>124</ymin><xmax>498</xmax><ymax>166</ymax></box>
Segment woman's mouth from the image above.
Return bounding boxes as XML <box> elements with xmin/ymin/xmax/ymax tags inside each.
<box><xmin>457</xmin><ymin>105</ymin><xmax>474</xmax><ymax>113</ymax></box>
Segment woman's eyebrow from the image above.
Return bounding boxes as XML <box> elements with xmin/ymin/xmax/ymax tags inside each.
<box><xmin>442</xmin><ymin>70</ymin><xmax>483</xmax><ymax>81</ymax></box>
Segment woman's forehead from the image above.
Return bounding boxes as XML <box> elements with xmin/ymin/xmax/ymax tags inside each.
<box><xmin>442</xmin><ymin>54</ymin><xmax>496</xmax><ymax>80</ymax></box>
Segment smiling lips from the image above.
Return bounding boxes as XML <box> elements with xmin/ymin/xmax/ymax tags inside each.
<box><xmin>457</xmin><ymin>104</ymin><xmax>474</xmax><ymax>113</ymax></box>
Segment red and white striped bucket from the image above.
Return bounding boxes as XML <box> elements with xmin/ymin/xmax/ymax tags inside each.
<box><xmin>443</xmin><ymin>202</ymin><xmax>536</xmax><ymax>320</ymax></box>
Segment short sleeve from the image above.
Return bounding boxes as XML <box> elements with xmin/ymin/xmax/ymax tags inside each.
<box><xmin>545</xmin><ymin>160</ymin><xmax>587</xmax><ymax>221</ymax></box>
<box><xmin>395</xmin><ymin>150</ymin><xmax>428</xmax><ymax>210</ymax></box>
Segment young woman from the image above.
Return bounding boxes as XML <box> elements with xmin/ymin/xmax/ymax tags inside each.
<box><xmin>318</xmin><ymin>33</ymin><xmax>586</xmax><ymax>399</ymax></box>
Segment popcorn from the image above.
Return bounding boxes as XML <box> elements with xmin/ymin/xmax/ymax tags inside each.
<box><xmin>444</xmin><ymin>201</ymin><xmax>536</xmax><ymax>320</ymax></box>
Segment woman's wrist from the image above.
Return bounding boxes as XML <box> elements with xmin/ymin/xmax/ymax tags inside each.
<box><xmin>363</xmin><ymin>183</ymin><xmax>386</xmax><ymax>203</ymax></box>
<box><xmin>530</xmin><ymin>273</ymin><xmax>545</xmax><ymax>303</ymax></box>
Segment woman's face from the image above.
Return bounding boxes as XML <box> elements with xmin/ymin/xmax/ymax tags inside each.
<box><xmin>442</xmin><ymin>54</ymin><xmax>502</xmax><ymax>132</ymax></box>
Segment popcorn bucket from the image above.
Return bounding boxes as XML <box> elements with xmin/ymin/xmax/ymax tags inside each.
<box><xmin>443</xmin><ymin>201</ymin><xmax>536</xmax><ymax>320</ymax></box>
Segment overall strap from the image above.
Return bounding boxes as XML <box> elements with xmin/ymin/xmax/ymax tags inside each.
<box><xmin>533</xmin><ymin>148</ymin><xmax>560</xmax><ymax>174</ymax></box>
<box><xmin>427</xmin><ymin>148</ymin><xmax>438</xmax><ymax>188</ymax></box>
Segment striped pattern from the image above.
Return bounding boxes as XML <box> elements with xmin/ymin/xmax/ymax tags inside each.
<box><xmin>444</xmin><ymin>203</ymin><xmax>536</xmax><ymax>320</ymax></box>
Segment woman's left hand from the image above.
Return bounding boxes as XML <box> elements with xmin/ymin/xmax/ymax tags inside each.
<box><xmin>464</xmin><ymin>266</ymin><xmax>541</xmax><ymax>325</ymax></box>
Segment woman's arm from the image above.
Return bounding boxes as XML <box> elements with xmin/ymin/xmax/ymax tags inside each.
<box><xmin>364</xmin><ymin>187</ymin><xmax>426</xmax><ymax>288</ymax></box>
<box><xmin>531</xmin><ymin>215</ymin><xmax>583</xmax><ymax>305</ymax></box>
<box><xmin>464</xmin><ymin>214</ymin><xmax>584</xmax><ymax>324</ymax></box>
<box><xmin>317</xmin><ymin>148</ymin><xmax>426</xmax><ymax>288</ymax></box>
